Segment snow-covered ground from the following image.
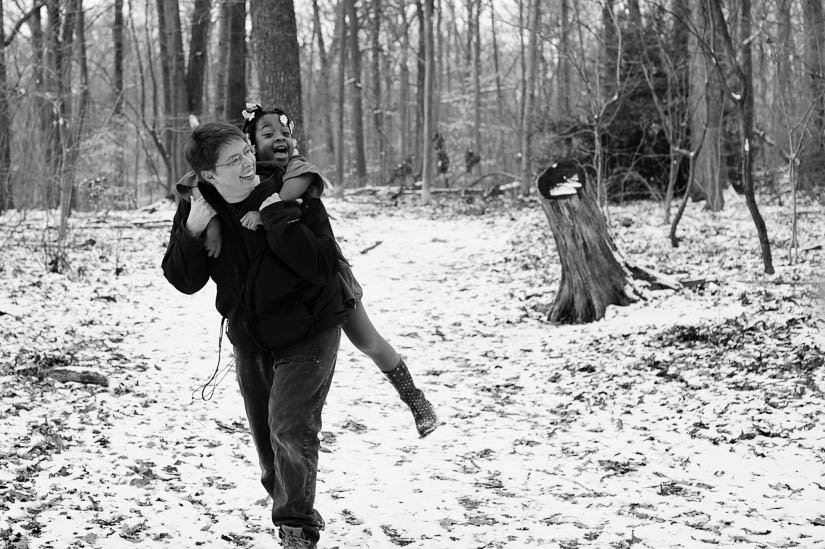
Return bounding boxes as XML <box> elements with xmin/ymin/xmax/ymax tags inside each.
<box><xmin>0</xmin><ymin>191</ymin><xmax>823</xmax><ymax>548</ymax></box>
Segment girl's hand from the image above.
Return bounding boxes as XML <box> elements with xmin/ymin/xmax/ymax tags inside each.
<box><xmin>260</xmin><ymin>193</ymin><xmax>302</xmax><ymax>210</ymax></box>
<box><xmin>241</xmin><ymin>211</ymin><xmax>263</xmax><ymax>230</ymax></box>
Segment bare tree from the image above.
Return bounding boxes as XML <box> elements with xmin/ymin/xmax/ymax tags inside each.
<box><xmin>224</xmin><ymin>0</ymin><xmax>245</xmax><ymax>122</ymax></box>
<box><xmin>335</xmin><ymin>0</ymin><xmax>347</xmax><ymax>191</ymax></box>
<box><xmin>421</xmin><ymin>0</ymin><xmax>434</xmax><ymax>203</ymax></box>
<box><xmin>557</xmin><ymin>0</ymin><xmax>571</xmax><ymax>115</ymax></box>
<box><xmin>157</xmin><ymin>0</ymin><xmax>188</xmax><ymax>190</ymax></box>
<box><xmin>312</xmin><ymin>0</ymin><xmax>335</xmax><ymax>163</ymax></box>
<box><xmin>688</xmin><ymin>0</ymin><xmax>724</xmax><ymax>210</ymax></box>
<box><xmin>469</xmin><ymin>0</ymin><xmax>481</xmax><ymax>174</ymax></box>
<box><xmin>344</xmin><ymin>0</ymin><xmax>367</xmax><ymax>185</ymax></box>
<box><xmin>251</xmin><ymin>0</ymin><xmax>303</xmax><ymax>140</ymax></box>
<box><xmin>520</xmin><ymin>0</ymin><xmax>539</xmax><ymax>195</ymax></box>
<box><xmin>397</xmin><ymin>4</ymin><xmax>411</xmax><ymax>166</ymax></box>
<box><xmin>0</xmin><ymin>0</ymin><xmax>10</xmax><ymax>211</ymax></box>
<box><xmin>371</xmin><ymin>0</ymin><xmax>386</xmax><ymax>184</ymax></box>
<box><xmin>186</xmin><ymin>0</ymin><xmax>211</xmax><ymax>116</ymax></box>
<box><xmin>706</xmin><ymin>0</ymin><xmax>773</xmax><ymax>273</ymax></box>
<box><xmin>113</xmin><ymin>0</ymin><xmax>124</xmax><ymax>114</ymax></box>
<box><xmin>799</xmin><ymin>0</ymin><xmax>825</xmax><ymax>188</ymax></box>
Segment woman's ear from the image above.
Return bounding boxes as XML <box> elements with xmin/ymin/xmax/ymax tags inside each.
<box><xmin>201</xmin><ymin>169</ymin><xmax>216</xmax><ymax>184</ymax></box>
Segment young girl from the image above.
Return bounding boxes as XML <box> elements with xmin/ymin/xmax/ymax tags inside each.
<box><xmin>179</xmin><ymin>105</ymin><xmax>438</xmax><ymax>438</ymax></box>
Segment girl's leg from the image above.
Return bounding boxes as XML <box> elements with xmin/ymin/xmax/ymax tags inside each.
<box><xmin>343</xmin><ymin>304</ymin><xmax>399</xmax><ymax>372</ymax></box>
<box><xmin>344</xmin><ymin>302</ymin><xmax>439</xmax><ymax>437</ymax></box>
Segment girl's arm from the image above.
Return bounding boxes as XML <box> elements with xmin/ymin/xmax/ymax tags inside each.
<box><xmin>279</xmin><ymin>174</ymin><xmax>314</xmax><ymax>201</ymax></box>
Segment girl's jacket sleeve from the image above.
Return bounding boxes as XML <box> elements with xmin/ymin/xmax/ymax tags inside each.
<box><xmin>259</xmin><ymin>200</ymin><xmax>339</xmax><ymax>286</ymax></box>
<box><xmin>161</xmin><ymin>200</ymin><xmax>211</xmax><ymax>294</ymax></box>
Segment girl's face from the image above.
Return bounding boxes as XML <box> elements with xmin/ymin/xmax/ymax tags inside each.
<box><xmin>254</xmin><ymin>113</ymin><xmax>294</xmax><ymax>168</ymax></box>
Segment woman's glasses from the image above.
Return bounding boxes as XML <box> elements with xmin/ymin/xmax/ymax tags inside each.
<box><xmin>214</xmin><ymin>145</ymin><xmax>254</xmax><ymax>169</ymax></box>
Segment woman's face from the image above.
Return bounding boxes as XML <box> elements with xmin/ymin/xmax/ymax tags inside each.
<box><xmin>254</xmin><ymin>113</ymin><xmax>294</xmax><ymax>168</ymax></box>
<box><xmin>204</xmin><ymin>138</ymin><xmax>257</xmax><ymax>203</ymax></box>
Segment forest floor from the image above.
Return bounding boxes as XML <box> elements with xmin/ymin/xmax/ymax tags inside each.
<box><xmin>0</xmin><ymin>189</ymin><xmax>824</xmax><ymax>549</ymax></box>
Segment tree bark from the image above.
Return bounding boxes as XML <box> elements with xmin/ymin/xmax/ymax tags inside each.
<box><xmin>0</xmin><ymin>0</ymin><xmax>10</xmax><ymax>211</ymax></box>
<box><xmin>415</xmin><ymin>0</ymin><xmax>425</xmax><ymax>168</ymax></box>
<box><xmin>157</xmin><ymin>0</ymin><xmax>188</xmax><ymax>190</ymax></box>
<box><xmin>213</xmin><ymin>0</ymin><xmax>230</xmax><ymax>120</ymax></box>
<box><xmin>421</xmin><ymin>0</ymin><xmax>434</xmax><ymax>203</ymax></box>
<box><xmin>470</xmin><ymin>0</ymin><xmax>481</xmax><ymax>175</ymax></box>
<box><xmin>706</xmin><ymin>0</ymin><xmax>773</xmax><ymax>274</ymax></box>
<box><xmin>224</xmin><ymin>0</ymin><xmax>245</xmax><ymax>124</ymax></box>
<box><xmin>520</xmin><ymin>0</ymin><xmax>539</xmax><ymax>195</ymax></box>
<box><xmin>113</xmin><ymin>0</ymin><xmax>124</xmax><ymax>115</ymax></box>
<box><xmin>251</xmin><ymin>0</ymin><xmax>303</xmax><ymax>140</ymax></box>
<box><xmin>537</xmin><ymin>160</ymin><xmax>637</xmax><ymax>324</ymax></box>
<box><xmin>799</xmin><ymin>0</ymin><xmax>825</xmax><ymax>189</ymax></box>
<box><xmin>398</xmin><ymin>5</ymin><xmax>410</xmax><ymax>165</ymax></box>
<box><xmin>57</xmin><ymin>0</ymin><xmax>80</xmax><ymax>243</ymax></box>
<box><xmin>186</xmin><ymin>0</ymin><xmax>211</xmax><ymax>116</ymax></box>
<box><xmin>312</xmin><ymin>0</ymin><xmax>335</xmax><ymax>163</ymax></box>
<box><xmin>688</xmin><ymin>0</ymin><xmax>724</xmax><ymax>210</ymax></box>
<box><xmin>345</xmin><ymin>0</ymin><xmax>367</xmax><ymax>185</ymax></box>
<box><xmin>335</xmin><ymin>0</ymin><xmax>347</xmax><ymax>191</ymax></box>
<box><xmin>371</xmin><ymin>0</ymin><xmax>385</xmax><ymax>184</ymax></box>
<box><xmin>557</xmin><ymin>0</ymin><xmax>570</xmax><ymax>115</ymax></box>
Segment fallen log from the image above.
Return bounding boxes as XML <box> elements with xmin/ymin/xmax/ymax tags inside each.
<box><xmin>46</xmin><ymin>367</ymin><xmax>109</xmax><ymax>387</ymax></box>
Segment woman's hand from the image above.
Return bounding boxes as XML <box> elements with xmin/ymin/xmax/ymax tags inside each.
<box><xmin>185</xmin><ymin>196</ymin><xmax>217</xmax><ymax>237</ymax></box>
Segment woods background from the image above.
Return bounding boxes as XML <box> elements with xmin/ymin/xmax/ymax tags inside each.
<box><xmin>0</xmin><ymin>0</ymin><xmax>822</xmax><ymax>219</ymax></box>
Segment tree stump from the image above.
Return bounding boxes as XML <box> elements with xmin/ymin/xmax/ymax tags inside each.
<box><xmin>537</xmin><ymin>159</ymin><xmax>639</xmax><ymax>323</ymax></box>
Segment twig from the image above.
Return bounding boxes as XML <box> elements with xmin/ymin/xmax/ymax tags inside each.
<box><xmin>360</xmin><ymin>241</ymin><xmax>383</xmax><ymax>255</ymax></box>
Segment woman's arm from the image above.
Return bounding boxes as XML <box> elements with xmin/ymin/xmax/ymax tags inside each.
<box><xmin>161</xmin><ymin>201</ymin><xmax>212</xmax><ymax>294</ymax></box>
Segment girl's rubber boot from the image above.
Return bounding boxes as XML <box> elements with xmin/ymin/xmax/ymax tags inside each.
<box><xmin>384</xmin><ymin>360</ymin><xmax>439</xmax><ymax>438</ymax></box>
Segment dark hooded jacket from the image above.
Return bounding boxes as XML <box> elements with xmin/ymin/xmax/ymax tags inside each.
<box><xmin>162</xmin><ymin>165</ymin><xmax>350</xmax><ymax>351</ymax></box>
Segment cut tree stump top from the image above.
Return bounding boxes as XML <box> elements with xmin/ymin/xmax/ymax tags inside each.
<box><xmin>537</xmin><ymin>160</ymin><xmax>585</xmax><ymax>200</ymax></box>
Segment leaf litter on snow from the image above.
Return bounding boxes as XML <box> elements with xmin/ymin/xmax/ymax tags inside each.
<box><xmin>0</xmin><ymin>190</ymin><xmax>824</xmax><ymax>548</ymax></box>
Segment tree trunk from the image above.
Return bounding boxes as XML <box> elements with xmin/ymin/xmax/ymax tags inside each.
<box><xmin>224</xmin><ymin>0</ymin><xmax>245</xmax><ymax>123</ymax></box>
<box><xmin>415</xmin><ymin>0</ymin><xmax>425</xmax><ymax>169</ymax></box>
<box><xmin>398</xmin><ymin>5</ymin><xmax>410</xmax><ymax>165</ymax></box>
<box><xmin>689</xmin><ymin>0</ymin><xmax>724</xmax><ymax>210</ymax></box>
<box><xmin>57</xmin><ymin>0</ymin><xmax>79</xmax><ymax>242</ymax></box>
<box><xmin>371</xmin><ymin>0</ymin><xmax>385</xmax><ymax>185</ymax></box>
<box><xmin>113</xmin><ymin>0</ymin><xmax>124</xmax><ymax>115</ymax></box>
<box><xmin>344</xmin><ymin>0</ymin><xmax>367</xmax><ymax>185</ymax></box>
<box><xmin>799</xmin><ymin>0</ymin><xmax>825</xmax><ymax>189</ymax></box>
<box><xmin>45</xmin><ymin>0</ymin><xmax>63</xmax><ymax>208</ymax></box>
<box><xmin>774</xmin><ymin>0</ymin><xmax>793</xmax><ymax>158</ymax></box>
<box><xmin>186</xmin><ymin>0</ymin><xmax>211</xmax><ymax>116</ymax></box>
<box><xmin>335</xmin><ymin>0</ymin><xmax>347</xmax><ymax>191</ymax></box>
<box><xmin>251</xmin><ymin>0</ymin><xmax>303</xmax><ymax>141</ymax></box>
<box><xmin>421</xmin><ymin>0</ymin><xmax>434</xmax><ymax>204</ymax></box>
<box><xmin>520</xmin><ymin>0</ymin><xmax>539</xmax><ymax>195</ymax></box>
<box><xmin>557</xmin><ymin>0</ymin><xmax>570</xmax><ymax>116</ymax></box>
<box><xmin>537</xmin><ymin>160</ymin><xmax>637</xmax><ymax>324</ymax></box>
<box><xmin>312</xmin><ymin>0</ymin><xmax>335</xmax><ymax>164</ymax></box>
<box><xmin>213</xmin><ymin>0</ymin><xmax>230</xmax><ymax>120</ymax></box>
<box><xmin>157</xmin><ymin>0</ymin><xmax>188</xmax><ymax>191</ymax></box>
<box><xmin>0</xmin><ymin>0</ymin><xmax>10</xmax><ymax>211</ymax></box>
<box><xmin>706</xmin><ymin>0</ymin><xmax>773</xmax><ymax>274</ymax></box>
<box><xmin>471</xmin><ymin>0</ymin><xmax>481</xmax><ymax>175</ymax></box>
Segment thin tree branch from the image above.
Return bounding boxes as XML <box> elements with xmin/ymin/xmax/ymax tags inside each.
<box><xmin>3</xmin><ymin>1</ymin><xmax>47</xmax><ymax>49</ymax></box>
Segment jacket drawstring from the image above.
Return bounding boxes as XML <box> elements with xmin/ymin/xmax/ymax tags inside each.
<box><xmin>193</xmin><ymin>317</ymin><xmax>234</xmax><ymax>401</ymax></box>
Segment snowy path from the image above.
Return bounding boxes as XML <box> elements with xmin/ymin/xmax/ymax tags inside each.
<box><xmin>1</xmin><ymin>196</ymin><xmax>824</xmax><ymax>548</ymax></box>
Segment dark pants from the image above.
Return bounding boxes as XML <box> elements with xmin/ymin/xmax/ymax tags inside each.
<box><xmin>234</xmin><ymin>325</ymin><xmax>341</xmax><ymax>543</ymax></box>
